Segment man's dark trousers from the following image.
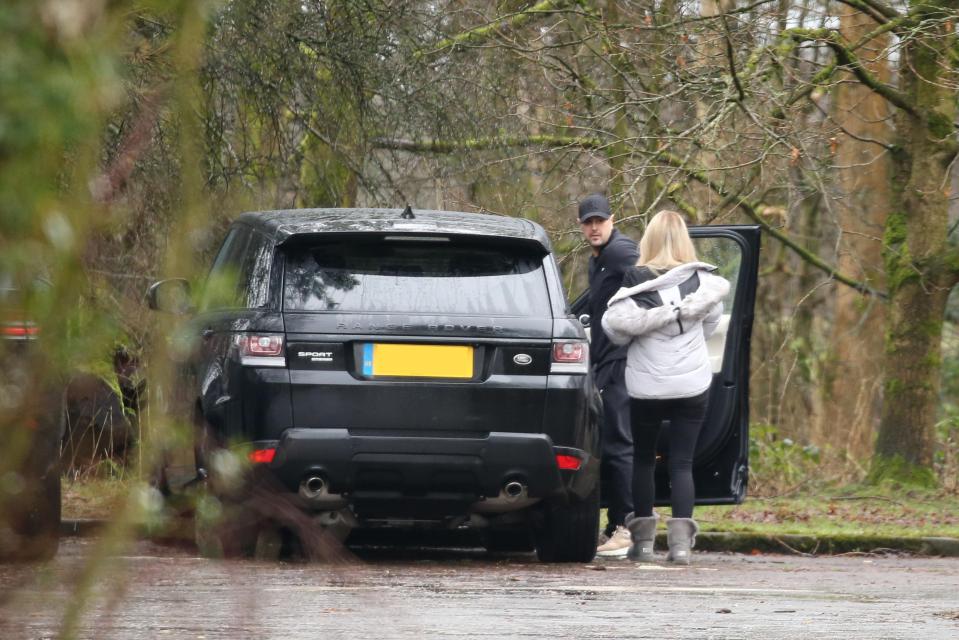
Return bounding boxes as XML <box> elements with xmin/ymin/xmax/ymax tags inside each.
<box><xmin>586</xmin><ymin>226</ymin><xmax>638</xmax><ymax>535</ymax></box>
<box><xmin>595</xmin><ymin>358</ymin><xmax>633</xmax><ymax>535</ymax></box>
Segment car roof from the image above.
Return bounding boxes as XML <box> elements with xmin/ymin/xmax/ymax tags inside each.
<box><xmin>234</xmin><ymin>208</ymin><xmax>553</xmax><ymax>252</ymax></box>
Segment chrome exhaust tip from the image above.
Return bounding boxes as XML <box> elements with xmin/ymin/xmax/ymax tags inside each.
<box><xmin>299</xmin><ymin>475</ymin><xmax>327</xmax><ymax>500</ymax></box>
<box><xmin>503</xmin><ymin>480</ymin><xmax>526</xmax><ymax>501</ymax></box>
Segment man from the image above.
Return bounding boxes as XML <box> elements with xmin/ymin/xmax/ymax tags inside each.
<box><xmin>578</xmin><ymin>193</ymin><xmax>639</xmax><ymax>557</ymax></box>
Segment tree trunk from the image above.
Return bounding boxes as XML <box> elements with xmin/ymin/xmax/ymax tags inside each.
<box><xmin>875</xmin><ymin>8</ymin><xmax>959</xmax><ymax>483</ymax></box>
<box><xmin>783</xmin><ymin>178</ymin><xmax>823</xmax><ymax>443</ymax></box>
<box><xmin>817</xmin><ymin>9</ymin><xmax>890</xmax><ymax>464</ymax></box>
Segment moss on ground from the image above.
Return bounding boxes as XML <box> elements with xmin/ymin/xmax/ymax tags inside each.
<box><xmin>603</xmin><ymin>484</ymin><xmax>958</xmax><ymax>540</ymax></box>
<box><xmin>695</xmin><ymin>494</ymin><xmax>958</xmax><ymax>539</ymax></box>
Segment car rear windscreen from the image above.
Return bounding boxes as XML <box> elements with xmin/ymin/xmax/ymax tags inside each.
<box><xmin>283</xmin><ymin>238</ymin><xmax>551</xmax><ymax>316</ymax></box>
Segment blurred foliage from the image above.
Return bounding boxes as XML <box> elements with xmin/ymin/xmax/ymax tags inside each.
<box><xmin>0</xmin><ymin>2</ymin><xmax>123</xmax><ymax>347</ymax></box>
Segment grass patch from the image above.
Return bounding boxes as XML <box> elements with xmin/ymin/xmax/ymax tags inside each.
<box><xmin>696</xmin><ymin>489</ymin><xmax>959</xmax><ymax>539</ymax></box>
<box><xmin>605</xmin><ymin>484</ymin><xmax>959</xmax><ymax>539</ymax></box>
<box><xmin>62</xmin><ymin>476</ymin><xmax>133</xmax><ymax>520</ymax></box>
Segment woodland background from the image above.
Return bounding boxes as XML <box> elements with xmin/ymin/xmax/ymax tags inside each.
<box><xmin>2</xmin><ymin>0</ymin><xmax>958</xmax><ymax>491</ymax></box>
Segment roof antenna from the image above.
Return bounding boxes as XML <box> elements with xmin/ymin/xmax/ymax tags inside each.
<box><xmin>400</xmin><ymin>204</ymin><xmax>415</xmax><ymax>219</ymax></box>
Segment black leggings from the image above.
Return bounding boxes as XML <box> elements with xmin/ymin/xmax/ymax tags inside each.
<box><xmin>630</xmin><ymin>391</ymin><xmax>709</xmax><ymax>519</ymax></box>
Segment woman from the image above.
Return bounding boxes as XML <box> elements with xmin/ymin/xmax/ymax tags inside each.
<box><xmin>601</xmin><ymin>210</ymin><xmax>729</xmax><ymax>564</ymax></box>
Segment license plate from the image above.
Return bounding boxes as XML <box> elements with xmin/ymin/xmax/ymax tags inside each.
<box><xmin>361</xmin><ymin>343</ymin><xmax>473</xmax><ymax>378</ymax></box>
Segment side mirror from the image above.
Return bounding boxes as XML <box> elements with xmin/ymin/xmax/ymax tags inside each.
<box><xmin>146</xmin><ymin>279</ymin><xmax>194</xmax><ymax>315</ymax></box>
<box><xmin>578</xmin><ymin>313</ymin><xmax>591</xmax><ymax>328</ymax></box>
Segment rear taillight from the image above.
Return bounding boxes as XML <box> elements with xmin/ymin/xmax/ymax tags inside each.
<box><xmin>555</xmin><ymin>454</ymin><xmax>582</xmax><ymax>470</ymax></box>
<box><xmin>236</xmin><ymin>334</ymin><xmax>286</xmax><ymax>367</ymax></box>
<box><xmin>2</xmin><ymin>322</ymin><xmax>39</xmax><ymax>339</ymax></box>
<box><xmin>550</xmin><ymin>340</ymin><xmax>589</xmax><ymax>374</ymax></box>
<box><xmin>248</xmin><ymin>447</ymin><xmax>276</xmax><ymax>464</ymax></box>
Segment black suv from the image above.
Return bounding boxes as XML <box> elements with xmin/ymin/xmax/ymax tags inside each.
<box><xmin>0</xmin><ymin>276</ymin><xmax>62</xmax><ymax>562</ymax></box>
<box><xmin>151</xmin><ymin>208</ymin><xmax>605</xmax><ymax>562</ymax></box>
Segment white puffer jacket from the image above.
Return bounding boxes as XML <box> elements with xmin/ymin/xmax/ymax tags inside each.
<box><xmin>602</xmin><ymin>262</ymin><xmax>730</xmax><ymax>400</ymax></box>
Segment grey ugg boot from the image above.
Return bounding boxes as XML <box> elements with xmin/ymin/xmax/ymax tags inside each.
<box><xmin>666</xmin><ymin>517</ymin><xmax>699</xmax><ymax>565</ymax></box>
<box><xmin>624</xmin><ymin>512</ymin><xmax>659</xmax><ymax>562</ymax></box>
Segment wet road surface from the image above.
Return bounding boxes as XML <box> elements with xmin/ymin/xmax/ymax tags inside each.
<box><xmin>2</xmin><ymin>537</ymin><xmax>958</xmax><ymax>639</ymax></box>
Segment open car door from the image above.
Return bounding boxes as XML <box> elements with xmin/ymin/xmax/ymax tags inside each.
<box><xmin>571</xmin><ymin>225</ymin><xmax>760</xmax><ymax>504</ymax></box>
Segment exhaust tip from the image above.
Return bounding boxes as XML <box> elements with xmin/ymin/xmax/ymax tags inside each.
<box><xmin>503</xmin><ymin>480</ymin><xmax>526</xmax><ymax>499</ymax></box>
<box><xmin>300</xmin><ymin>475</ymin><xmax>327</xmax><ymax>499</ymax></box>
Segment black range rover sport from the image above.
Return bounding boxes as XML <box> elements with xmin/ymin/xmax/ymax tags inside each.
<box><xmin>151</xmin><ymin>208</ymin><xmax>604</xmax><ymax>562</ymax></box>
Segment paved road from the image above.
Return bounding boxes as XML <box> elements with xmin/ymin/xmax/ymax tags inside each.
<box><xmin>2</xmin><ymin>537</ymin><xmax>958</xmax><ymax>639</ymax></box>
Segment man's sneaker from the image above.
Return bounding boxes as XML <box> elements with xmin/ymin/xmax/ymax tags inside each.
<box><xmin>596</xmin><ymin>526</ymin><xmax>631</xmax><ymax>557</ymax></box>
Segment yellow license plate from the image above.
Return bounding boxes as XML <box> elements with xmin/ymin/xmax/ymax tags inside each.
<box><xmin>361</xmin><ymin>343</ymin><xmax>473</xmax><ymax>378</ymax></box>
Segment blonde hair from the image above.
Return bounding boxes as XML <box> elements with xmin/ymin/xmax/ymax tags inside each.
<box><xmin>638</xmin><ymin>210</ymin><xmax>698</xmax><ymax>270</ymax></box>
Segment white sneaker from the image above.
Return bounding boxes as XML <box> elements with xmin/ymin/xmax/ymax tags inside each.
<box><xmin>596</xmin><ymin>526</ymin><xmax>631</xmax><ymax>557</ymax></box>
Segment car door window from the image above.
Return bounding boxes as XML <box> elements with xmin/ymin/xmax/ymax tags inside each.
<box><xmin>237</xmin><ymin>231</ymin><xmax>274</xmax><ymax>309</ymax></box>
<box><xmin>203</xmin><ymin>226</ymin><xmax>276</xmax><ymax>310</ymax></box>
<box><xmin>202</xmin><ymin>226</ymin><xmax>251</xmax><ymax>310</ymax></box>
<box><xmin>692</xmin><ymin>236</ymin><xmax>742</xmax><ymax>373</ymax></box>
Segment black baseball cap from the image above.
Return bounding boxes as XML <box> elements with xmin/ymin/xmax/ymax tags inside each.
<box><xmin>577</xmin><ymin>193</ymin><xmax>612</xmax><ymax>222</ymax></box>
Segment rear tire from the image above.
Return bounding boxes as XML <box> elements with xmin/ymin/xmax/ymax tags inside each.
<box><xmin>192</xmin><ymin>440</ymin><xmax>259</xmax><ymax>559</ymax></box>
<box><xmin>534</xmin><ymin>484</ymin><xmax>599</xmax><ymax>563</ymax></box>
<box><xmin>194</xmin><ymin>491</ymin><xmax>258</xmax><ymax>559</ymax></box>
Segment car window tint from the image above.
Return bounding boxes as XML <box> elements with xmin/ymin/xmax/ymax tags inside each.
<box><xmin>202</xmin><ymin>226</ymin><xmax>251</xmax><ymax>310</ymax></box>
<box><xmin>238</xmin><ymin>232</ymin><xmax>274</xmax><ymax>308</ymax></box>
<box><xmin>283</xmin><ymin>240</ymin><xmax>550</xmax><ymax>316</ymax></box>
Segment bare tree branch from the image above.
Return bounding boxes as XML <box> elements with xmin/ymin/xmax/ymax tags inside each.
<box><xmin>657</xmin><ymin>152</ymin><xmax>888</xmax><ymax>298</ymax></box>
<box><xmin>787</xmin><ymin>28</ymin><xmax>919</xmax><ymax>116</ymax></box>
<box><xmin>418</xmin><ymin>0</ymin><xmax>578</xmax><ymax>58</ymax></box>
<box><xmin>372</xmin><ymin>134</ymin><xmax>604</xmax><ymax>153</ymax></box>
<box><xmin>831</xmin><ymin>0</ymin><xmax>902</xmax><ymax>24</ymax></box>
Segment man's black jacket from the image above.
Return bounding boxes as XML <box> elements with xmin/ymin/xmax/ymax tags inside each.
<box><xmin>587</xmin><ymin>228</ymin><xmax>639</xmax><ymax>368</ymax></box>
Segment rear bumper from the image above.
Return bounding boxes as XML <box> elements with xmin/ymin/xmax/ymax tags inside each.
<box><xmin>261</xmin><ymin>429</ymin><xmax>598</xmax><ymax>517</ymax></box>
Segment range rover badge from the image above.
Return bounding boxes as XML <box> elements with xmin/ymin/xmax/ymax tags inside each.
<box><xmin>513</xmin><ymin>353</ymin><xmax>532</xmax><ymax>366</ymax></box>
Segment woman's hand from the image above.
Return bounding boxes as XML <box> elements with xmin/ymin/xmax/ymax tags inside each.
<box><xmin>677</xmin><ymin>275</ymin><xmax>730</xmax><ymax>321</ymax></box>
